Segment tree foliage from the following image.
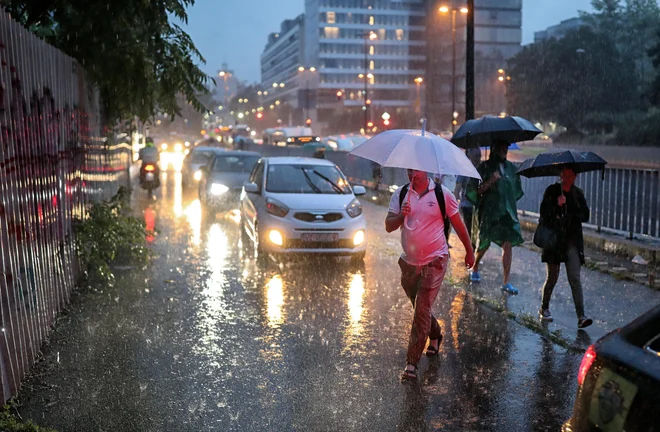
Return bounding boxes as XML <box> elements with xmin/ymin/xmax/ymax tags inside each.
<box><xmin>507</xmin><ymin>26</ymin><xmax>637</xmax><ymax>131</ymax></box>
<box><xmin>1</xmin><ymin>0</ymin><xmax>211</xmax><ymax>125</ymax></box>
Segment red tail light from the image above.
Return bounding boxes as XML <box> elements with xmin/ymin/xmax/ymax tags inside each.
<box><xmin>145</xmin><ymin>164</ymin><xmax>156</xmax><ymax>172</ymax></box>
<box><xmin>578</xmin><ymin>345</ymin><xmax>596</xmax><ymax>386</ymax></box>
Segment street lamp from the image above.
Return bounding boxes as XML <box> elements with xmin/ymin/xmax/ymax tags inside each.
<box><xmin>414</xmin><ymin>77</ymin><xmax>424</xmax><ymax>115</ymax></box>
<box><xmin>298</xmin><ymin>66</ymin><xmax>318</xmax><ymax>124</ymax></box>
<box><xmin>360</xmin><ymin>31</ymin><xmax>377</xmax><ymax>129</ymax></box>
<box><xmin>440</xmin><ymin>6</ymin><xmax>469</xmax><ymax>132</ymax></box>
<box><xmin>439</xmin><ymin>5</ymin><xmax>468</xmax><ymax>132</ymax></box>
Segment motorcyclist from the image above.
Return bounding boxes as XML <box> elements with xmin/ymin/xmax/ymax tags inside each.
<box><xmin>138</xmin><ymin>137</ymin><xmax>160</xmax><ymax>187</ymax></box>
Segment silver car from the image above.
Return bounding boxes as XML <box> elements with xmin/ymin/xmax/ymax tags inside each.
<box><xmin>181</xmin><ymin>146</ymin><xmax>226</xmax><ymax>190</ymax></box>
<box><xmin>198</xmin><ymin>151</ymin><xmax>261</xmax><ymax>212</ymax></box>
<box><xmin>240</xmin><ymin>157</ymin><xmax>367</xmax><ymax>262</ymax></box>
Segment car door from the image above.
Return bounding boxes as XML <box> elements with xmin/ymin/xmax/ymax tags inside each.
<box><xmin>241</xmin><ymin>160</ymin><xmax>265</xmax><ymax>233</ymax></box>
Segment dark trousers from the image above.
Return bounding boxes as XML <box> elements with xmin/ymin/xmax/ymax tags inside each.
<box><xmin>461</xmin><ymin>207</ymin><xmax>474</xmax><ymax>246</ymax></box>
<box><xmin>541</xmin><ymin>244</ymin><xmax>585</xmax><ymax>317</ymax></box>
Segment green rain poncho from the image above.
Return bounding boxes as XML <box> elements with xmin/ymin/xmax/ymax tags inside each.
<box><xmin>467</xmin><ymin>153</ymin><xmax>524</xmax><ymax>252</ymax></box>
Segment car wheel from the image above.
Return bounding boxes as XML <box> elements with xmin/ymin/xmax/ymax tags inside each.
<box><xmin>253</xmin><ymin>222</ymin><xmax>268</xmax><ymax>262</ymax></box>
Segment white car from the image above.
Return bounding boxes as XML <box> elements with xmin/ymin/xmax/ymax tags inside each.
<box><xmin>323</xmin><ymin>134</ymin><xmax>370</xmax><ymax>151</ymax></box>
<box><xmin>240</xmin><ymin>157</ymin><xmax>367</xmax><ymax>262</ymax></box>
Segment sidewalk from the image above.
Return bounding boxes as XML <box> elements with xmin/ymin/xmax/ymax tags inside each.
<box><xmin>362</xmin><ymin>201</ymin><xmax>660</xmax><ymax>350</ymax></box>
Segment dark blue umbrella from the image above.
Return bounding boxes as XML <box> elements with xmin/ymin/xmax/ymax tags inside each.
<box><xmin>451</xmin><ymin>115</ymin><xmax>542</xmax><ymax>149</ymax></box>
<box><xmin>517</xmin><ymin>150</ymin><xmax>607</xmax><ymax>178</ymax></box>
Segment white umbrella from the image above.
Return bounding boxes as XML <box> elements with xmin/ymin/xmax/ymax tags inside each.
<box><xmin>349</xmin><ymin>128</ymin><xmax>482</xmax><ymax>180</ymax></box>
<box><xmin>349</xmin><ymin>123</ymin><xmax>481</xmax><ymax>230</ymax></box>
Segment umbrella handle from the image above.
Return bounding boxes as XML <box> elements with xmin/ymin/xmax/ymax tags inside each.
<box><xmin>404</xmin><ymin>191</ymin><xmax>419</xmax><ymax>230</ymax></box>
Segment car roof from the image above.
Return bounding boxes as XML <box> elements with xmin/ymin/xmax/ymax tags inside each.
<box><xmin>193</xmin><ymin>146</ymin><xmax>225</xmax><ymax>152</ymax></box>
<box><xmin>210</xmin><ymin>151</ymin><xmax>261</xmax><ymax>157</ymax></box>
<box><xmin>263</xmin><ymin>156</ymin><xmax>336</xmax><ymax>166</ymax></box>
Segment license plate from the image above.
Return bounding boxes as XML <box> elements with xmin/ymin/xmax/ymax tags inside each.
<box><xmin>301</xmin><ymin>233</ymin><xmax>338</xmax><ymax>242</ymax></box>
<box><xmin>146</xmin><ymin>173</ymin><xmax>155</xmax><ymax>181</ymax></box>
<box><xmin>588</xmin><ymin>368</ymin><xmax>638</xmax><ymax>432</ymax></box>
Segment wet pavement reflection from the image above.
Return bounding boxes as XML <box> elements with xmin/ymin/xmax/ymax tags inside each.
<box><xmin>17</xmin><ymin>172</ymin><xmax>581</xmax><ymax>431</ymax></box>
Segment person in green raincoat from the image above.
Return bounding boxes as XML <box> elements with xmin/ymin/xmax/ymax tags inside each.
<box><xmin>466</xmin><ymin>140</ymin><xmax>524</xmax><ymax>294</ymax></box>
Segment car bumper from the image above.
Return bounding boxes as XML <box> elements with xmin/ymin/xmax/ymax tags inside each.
<box><xmin>258</xmin><ymin>213</ymin><xmax>367</xmax><ymax>255</ymax></box>
<box><xmin>205</xmin><ymin>190</ymin><xmax>242</xmax><ymax>210</ymax></box>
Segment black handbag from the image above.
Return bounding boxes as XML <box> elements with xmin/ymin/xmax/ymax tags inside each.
<box><xmin>533</xmin><ymin>221</ymin><xmax>557</xmax><ymax>250</ymax></box>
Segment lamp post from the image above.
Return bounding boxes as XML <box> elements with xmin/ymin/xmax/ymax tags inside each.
<box><xmin>360</xmin><ymin>32</ymin><xmax>377</xmax><ymax>129</ymax></box>
<box><xmin>466</xmin><ymin>0</ymin><xmax>475</xmax><ymax>120</ymax></box>
<box><xmin>298</xmin><ymin>66</ymin><xmax>317</xmax><ymax>123</ymax></box>
<box><xmin>219</xmin><ymin>70</ymin><xmax>232</xmax><ymax>124</ymax></box>
<box><xmin>439</xmin><ymin>5</ymin><xmax>468</xmax><ymax>132</ymax></box>
<box><xmin>414</xmin><ymin>77</ymin><xmax>424</xmax><ymax>116</ymax></box>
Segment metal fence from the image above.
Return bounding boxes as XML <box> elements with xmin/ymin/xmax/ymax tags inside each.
<box><xmin>243</xmin><ymin>143</ymin><xmax>660</xmax><ymax>241</ymax></box>
<box><xmin>0</xmin><ymin>9</ymin><xmax>129</xmax><ymax>401</ymax></box>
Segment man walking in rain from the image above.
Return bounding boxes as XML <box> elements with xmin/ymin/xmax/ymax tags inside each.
<box><xmin>467</xmin><ymin>140</ymin><xmax>524</xmax><ymax>294</ymax></box>
<box><xmin>386</xmin><ymin>169</ymin><xmax>475</xmax><ymax>380</ymax></box>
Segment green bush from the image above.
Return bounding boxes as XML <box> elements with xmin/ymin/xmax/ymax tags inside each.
<box><xmin>74</xmin><ymin>187</ymin><xmax>150</xmax><ymax>286</ymax></box>
<box><xmin>0</xmin><ymin>406</ymin><xmax>56</xmax><ymax>432</ymax></box>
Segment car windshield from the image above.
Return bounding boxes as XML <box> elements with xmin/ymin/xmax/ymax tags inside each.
<box><xmin>266</xmin><ymin>164</ymin><xmax>351</xmax><ymax>194</ymax></box>
<box><xmin>212</xmin><ymin>155</ymin><xmax>260</xmax><ymax>173</ymax></box>
<box><xmin>191</xmin><ymin>151</ymin><xmax>214</xmax><ymax>163</ymax></box>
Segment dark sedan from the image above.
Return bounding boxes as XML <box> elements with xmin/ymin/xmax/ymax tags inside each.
<box><xmin>563</xmin><ymin>304</ymin><xmax>660</xmax><ymax>431</ymax></box>
<box><xmin>198</xmin><ymin>151</ymin><xmax>261</xmax><ymax>213</ymax></box>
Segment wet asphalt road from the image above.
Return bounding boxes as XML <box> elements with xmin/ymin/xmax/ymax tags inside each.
<box><xmin>17</xmin><ymin>171</ymin><xmax>582</xmax><ymax>431</ymax></box>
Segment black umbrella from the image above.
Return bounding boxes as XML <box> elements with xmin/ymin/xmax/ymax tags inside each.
<box><xmin>451</xmin><ymin>115</ymin><xmax>542</xmax><ymax>149</ymax></box>
<box><xmin>517</xmin><ymin>150</ymin><xmax>607</xmax><ymax>178</ymax></box>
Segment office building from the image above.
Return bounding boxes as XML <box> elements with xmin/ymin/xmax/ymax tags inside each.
<box><xmin>260</xmin><ymin>14</ymin><xmax>308</xmax><ymax>126</ymax></box>
<box><xmin>303</xmin><ymin>0</ymin><xmax>427</xmax><ymax>131</ymax></box>
<box><xmin>534</xmin><ymin>17</ymin><xmax>586</xmax><ymax>43</ymax></box>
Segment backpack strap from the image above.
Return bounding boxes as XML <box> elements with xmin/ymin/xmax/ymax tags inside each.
<box><xmin>398</xmin><ymin>183</ymin><xmax>410</xmax><ymax>210</ymax></box>
<box><xmin>433</xmin><ymin>181</ymin><xmax>446</xmax><ymax>219</ymax></box>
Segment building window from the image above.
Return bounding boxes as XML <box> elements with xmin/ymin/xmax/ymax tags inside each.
<box><xmin>369</xmin><ymin>45</ymin><xmax>375</xmax><ymax>56</ymax></box>
<box><xmin>369</xmin><ymin>16</ymin><xmax>374</xmax><ymax>25</ymax></box>
<box><xmin>396</xmin><ymin>29</ymin><xmax>404</xmax><ymax>40</ymax></box>
<box><xmin>378</xmin><ymin>29</ymin><xmax>386</xmax><ymax>40</ymax></box>
<box><xmin>324</xmin><ymin>27</ymin><xmax>339</xmax><ymax>38</ymax></box>
<box><xmin>327</xmin><ymin>11</ymin><xmax>336</xmax><ymax>24</ymax></box>
<box><xmin>369</xmin><ymin>60</ymin><xmax>375</xmax><ymax>70</ymax></box>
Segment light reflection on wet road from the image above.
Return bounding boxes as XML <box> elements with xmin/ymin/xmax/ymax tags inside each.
<box><xmin>17</xmin><ymin>172</ymin><xmax>581</xmax><ymax>431</ymax></box>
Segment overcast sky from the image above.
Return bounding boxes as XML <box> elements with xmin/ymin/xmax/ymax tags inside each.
<box><xmin>181</xmin><ymin>0</ymin><xmax>595</xmax><ymax>83</ymax></box>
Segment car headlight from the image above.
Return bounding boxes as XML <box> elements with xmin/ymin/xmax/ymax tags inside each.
<box><xmin>161</xmin><ymin>143</ymin><xmax>168</xmax><ymax>150</ymax></box>
<box><xmin>174</xmin><ymin>143</ymin><xmax>183</xmax><ymax>152</ymax></box>
<box><xmin>346</xmin><ymin>198</ymin><xmax>362</xmax><ymax>218</ymax></box>
<box><xmin>211</xmin><ymin>183</ymin><xmax>229</xmax><ymax>195</ymax></box>
<box><xmin>287</xmin><ymin>138</ymin><xmax>293</xmax><ymax>143</ymax></box>
<box><xmin>266</xmin><ymin>197</ymin><xmax>289</xmax><ymax>218</ymax></box>
<box><xmin>353</xmin><ymin>230</ymin><xmax>365</xmax><ymax>246</ymax></box>
<box><xmin>315</xmin><ymin>137</ymin><xmax>321</xmax><ymax>142</ymax></box>
<box><xmin>193</xmin><ymin>170</ymin><xmax>203</xmax><ymax>181</ymax></box>
<box><xmin>269</xmin><ymin>229</ymin><xmax>283</xmax><ymax>246</ymax></box>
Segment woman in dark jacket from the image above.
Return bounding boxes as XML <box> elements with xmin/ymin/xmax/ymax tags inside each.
<box><xmin>538</xmin><ymin>167</ymin><xmax>593</xmax><ymax>328</ymax></box>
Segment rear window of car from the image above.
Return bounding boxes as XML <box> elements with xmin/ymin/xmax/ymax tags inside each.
<box><xmin>191</xmin><ymin>151</ymin><xmax>214</xmax><ymax>163</ymax></box>
<box><xmin>212</xmin><ymin>155</ymin><xmax>260</xmax><ymax>173</ymax></box>
<box><xmin>266</xmin><ymin>164</ymin><xmax>351</xmax><ymax>194</ymax></box>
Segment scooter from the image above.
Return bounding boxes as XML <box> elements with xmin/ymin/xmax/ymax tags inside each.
<box><xmin>140</xmin><ymin>163</ymin><xmax>160</xmax><ymax>197</ymax></box>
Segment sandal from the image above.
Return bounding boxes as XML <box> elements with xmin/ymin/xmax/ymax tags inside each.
<box><xmin>426</xmin><ymin>335</ymin><xmax>442</xmax><ymax>357</ymax></box>
<box><xmin>401</xmin><ymin>364</ymin><xmax>418</xmax><ymax>381</ymax></box>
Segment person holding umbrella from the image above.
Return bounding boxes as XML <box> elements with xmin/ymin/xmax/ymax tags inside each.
<box><xmin>517</xmin><ymin>150</ymin><xmax>606</xmax><ymax>329</ymax></box>
<box><xmin>349</xmin><ymin>124</ymin><xmax>479</xmax><ymax>381</ymax></box>
<box><xmin>467</xmin><ymin>140</ymin><xmax>524</xmax><ymax>294</ymax></box>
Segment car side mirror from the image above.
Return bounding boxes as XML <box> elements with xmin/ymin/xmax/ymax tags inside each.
<box><xmin>244</xmin><ymin>182</ymin><xmax>259</xmax><ymax>194</ymax></box>
<box><xmin>353</xmin><ymin>185</ymin><xmax>367</xmax><ymax>196</ymax></box>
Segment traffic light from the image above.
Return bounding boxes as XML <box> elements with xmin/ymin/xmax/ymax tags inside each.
<box><xmin>365</xmin><ymin>99</ymin><xmax>372</xmax><ymax>106</ymax></box>
<box><xmin>336</xmin><ymin>90</ymin><xmax>343</xmax><ymax>101</ymax></box>
<box><xmin>306</xmin><ymin>118</ymin><xmax>312</xmax><ymax>126</ymax></box>
<box><xmin>383</xmin><ymin>119</ymin><xmax>390</xmax><ymax>126</ymax></box>
<box><xmin>256</xmin><ymin>112</ymin><xmax>263</xmax><ymax>119</ymax></box>
<box><xmin>367</xmin><ymin>121</ymin><xmax>374</xmax><ymax>128</ymax></box>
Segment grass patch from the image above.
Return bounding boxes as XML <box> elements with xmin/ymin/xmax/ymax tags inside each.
<box><xmin>0</xmin><ymin>406</ymin><xmax>56</xmax><ymax>431</ymax></box>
